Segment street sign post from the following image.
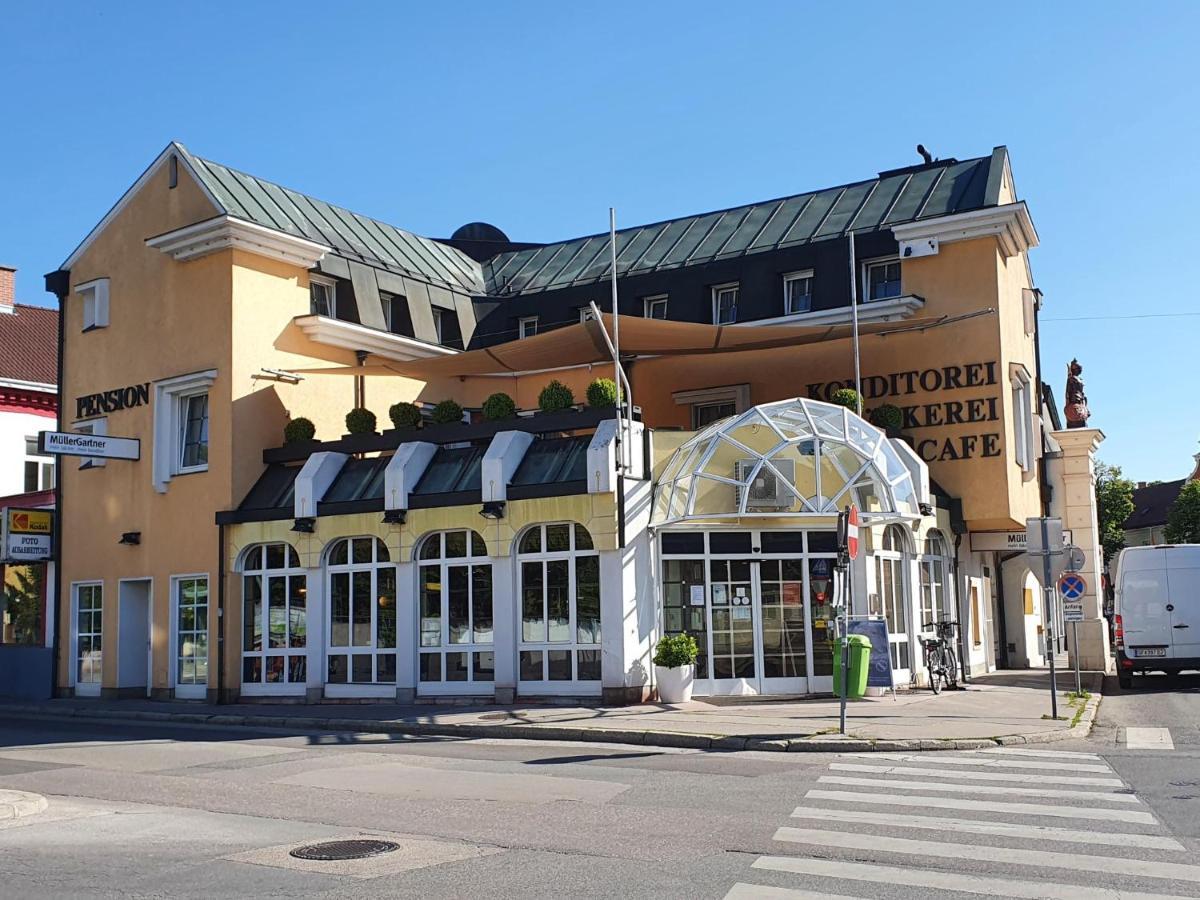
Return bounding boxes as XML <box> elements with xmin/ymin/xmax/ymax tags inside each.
<box><xmin>1059</xmin><ymin>572</ymin><xmax>1087</xmax><ymax>696</ymax></box>
<box><xmin>834</xmin><ymin>505</ymin><xmax>860</xmax><ymax>734</ymax></box>
<box><xmin>1027</xmin><ymin>517</ymin><xmax>1064</xmax><ymax>720</ymax></box>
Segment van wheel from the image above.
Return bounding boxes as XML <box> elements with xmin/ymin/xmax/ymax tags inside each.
<box><xmin>1118</xmin><ymin>670</ymin><xmax>1133</xmax><ymax>690</ymax></box>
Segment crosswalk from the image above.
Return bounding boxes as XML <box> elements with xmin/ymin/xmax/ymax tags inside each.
<box><xmin>726</xmin><ymin>747</ymin><xmax>1197</xmax><ymax>899</ymax></box>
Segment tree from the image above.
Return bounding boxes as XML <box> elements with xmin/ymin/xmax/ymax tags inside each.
<box><xmin>1095</xmin><ymin>461</ymin><xmax>1135</xmax><ymax>566</ymax></box>
<box><xmin>1165</xmin><ymin>480</ymin><xmax>1200</xmax><ymax>544</ymax></box>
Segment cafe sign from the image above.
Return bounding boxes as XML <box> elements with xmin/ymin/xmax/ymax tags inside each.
<box><xmin>2</xmin><ymin>507</ymin><xmax>54</xmax><ymax>563</ymax></box>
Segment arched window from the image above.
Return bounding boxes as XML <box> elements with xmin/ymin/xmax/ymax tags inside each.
<box><xmin>241</xmin><ymin>542</ymin><xmax>306</xmax><ymax>686</ymax></box>
<box><xmin>326</xmin><ymin>537</ymin><xmax>395</xmax><ymax>685</ymax></box>
<box><xmin>517</xmin><ymin>523</ymin><xmax>600</xmax><ymax>688</ymax></box>
<box><xmin>874</xmin><ymin>524</ymin><xmax>912</xmax><ymax>672</ymax></box>
<box><xmin>417</xmin><ymin>530</ymin><xmax>493</xmax><ymax>690</ymax></box>
<box><xmin>919</xmin><ymin>529</ymin><xmax>951</xmax><ymax>630</ymax></box>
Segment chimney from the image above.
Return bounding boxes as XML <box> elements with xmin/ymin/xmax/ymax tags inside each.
<box><xmin>1137</xmin><ymin>481</ymin><xmax>1147</xmax><ymax>489</ymax></box>
<box><xmin>0</xmin><ymin>266</ymin><xmax>14</xmax><ymax>311</ymax></box>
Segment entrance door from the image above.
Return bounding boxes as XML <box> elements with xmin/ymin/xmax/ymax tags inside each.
<box><xmin>117</xmin><ymin>579</ymin><xmax>151</xmax><ymax>697</ymax></box>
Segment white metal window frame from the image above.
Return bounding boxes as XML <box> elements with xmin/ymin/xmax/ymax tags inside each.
<box><xmin>516</xmin><ymin>522</ymin><xmax>601</xmax><ymax>695</ymax></box>
<box><xmin>71</xmin><ymin>581</ymin><xmax>103</xmax><ymax>695</ymax></box>
<box><xmin>76</xmin><ymin>278</ymin><xmax>110</xmax><ymax>332</ymax></box>
<box><xmin>325</xmin><ymin>536</ymin><xmax>398</xmax><ymax>695</ymax></box>
<box><xmin>23</xmin><ymin>435</ymin><xmax>54</xmax><ymax>491</ymax></box>
<box><xmin>239</xmin><ymin>542</ymin><xmax>308</xmax><ymax>696</ymax></box>
<box><xmin>518</xmin><ymin>316</ymin><xmax>539</xmax><ymax>339</ymax></box>
<box><xmin>170</xmin><ymin>573</ymin><xmax>210</xmax><ymax>699</ymax></box>
<box><xmin>309</xmin><ymin>274</ymin><xmax>336</xmax><ymax>318</ymax></box>
<box><xmin>711</xmin><ymin>283</ymin><xmax>739</xmax><ymax>325</ymax></box>
<box><xmin>917</xmin><ymin>530</ymin><xmax>952</xmax><ymax>634</ymax></box>
<box><xmin>177</xmin><ymin>391</ymin><xmax>210</xmax><ymax>475</ymax></box>
<box><xmin>782</xmin><ymin>270</ymin><xmax>814</xmax><ymax>316</ymax></box>
<box><xmin>431</xmin><ymin>307</ymin><xmax>444</xmax><ymax>344</ymax></box>
<box><xmin>72</xmin><ymin>417</ymin><xmax>108</xmax><ymax>469</ymax></box>
<box><xmin>416</xmin><ymin>530</ymin><xmax>495</xmax><ymax>696</ymax></box>
<box><xmin>643</xmin><ymin>295</ymin><xmax>668</xmax><ymax>319</ymax></box>
<box><xmin>152</xmin><ymin>369</ymin><xmax>217</xmax><ymax>492</ymax></box>
<box><xmin>872</xmin><ymin>525</ymin><xmax>914</xmax><ymax>676</ymax></box>
<box><xmin>863</xmin><ymin>257</ymin><xmax>902</xmax><ymax>303</ymax></box>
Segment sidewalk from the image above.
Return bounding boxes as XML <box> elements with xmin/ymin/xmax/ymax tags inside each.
<box><xmin>1</xmin><ymin>669</ymin><xmax>1102</xmax><ymax>754</ymax></box>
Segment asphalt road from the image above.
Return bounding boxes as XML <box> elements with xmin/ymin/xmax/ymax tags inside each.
<box><xmin>1</xmin><ymin>681</ymin><xmax>1199</xmax><ymax>899</ymax></box>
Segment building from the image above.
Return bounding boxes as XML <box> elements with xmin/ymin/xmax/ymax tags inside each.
<box><xmin>0</xmin><ymin>266</ymin><xmax>58</xmax><ymax>698</ymax></box>
<box><xmin>1123</xmin><ymin>455</ymin><xmax>1200</xmax><ymax>547</ymax></box>
<box><xmin>44</xmin><ymin>142</ymin><xmax>1109</xmax><ymax>704</ymax></box>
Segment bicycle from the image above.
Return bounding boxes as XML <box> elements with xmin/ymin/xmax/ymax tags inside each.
<box><xmin>921</xmin><ymin>620</ymin><xmax>959</xmax><ymax>694</ymax></box>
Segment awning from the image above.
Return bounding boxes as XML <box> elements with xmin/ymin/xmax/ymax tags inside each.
<box><xmin>290</xmin><ymin>313</ymin><xmax>942</xmax><ymax>379</ymax></box>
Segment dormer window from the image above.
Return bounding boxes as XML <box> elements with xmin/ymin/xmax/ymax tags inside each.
<box><xmin>431</xmin><ymin>307</ymin><xmax>444</xmax><ymax>344</ymax></box>
<box><xmin>712</xmin><ymin>284</ymin><xmax>738</xmax><ymax>325</ymax></box>
<box><xmin>866</xmin><ymin>259</ymin><xmax>902</xmax><ymax>302</ymax></box>
<box><xmin>519</xmin><ymin>316</ymin><xmax>539</xmax><ymax>339</ymax></box>
<box><xmin>783</xmin><ymin>272</ymin><xmax>813</xmax><ymax>315</ymax></box>
<box><xmin>309</xmin><ymin>275</ymin><xmax>336</xmax><ymax>317</ymax></box>
<box><xmin>644</xmin><ymin>295</ymin><xmax>668</xmax><ymax>319</ymax></box>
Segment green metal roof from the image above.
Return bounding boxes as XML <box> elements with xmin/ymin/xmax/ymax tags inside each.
<box><xmin>176</xmin><ymin>144</ymin><xmax>483</xmax><ymax>294</ymax></box>
<box><xmin>484</xmin><ymin>149</ymin><xmax>1008</xmax><ymax>296</ymax></box>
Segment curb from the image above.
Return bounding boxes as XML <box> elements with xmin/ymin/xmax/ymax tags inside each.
<box><xmin>0</xmin><ymin>688</ymin><xmax>1104</xmax><ymax>755</ymax></box>
<box><xmin>0</xmin><ymin>790</ymin><xmax>48</xmax><ymax>821</ymax></box>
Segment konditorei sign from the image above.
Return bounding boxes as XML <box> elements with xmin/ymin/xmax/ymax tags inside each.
<box><xmin>2</xmin><ymin>507</ymin><xmax>54</xmax><ymax>563</ymax></box>
<box><xmin>38</xmin><ymin>431</ymin><xmax>140</xmax><ymax>461</ymax></box>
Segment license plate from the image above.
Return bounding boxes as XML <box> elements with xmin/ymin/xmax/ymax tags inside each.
<box><xmin>1133</xmin><ymin>647</ymin><xmax>1167</xmax><ymax>658</ymax></box>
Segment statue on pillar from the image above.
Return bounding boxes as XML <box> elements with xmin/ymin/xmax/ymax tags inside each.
<box><xmin>1064</xmin><ymin>358</ymin><xmax>1090</xmax><ymax>428</ymax></box>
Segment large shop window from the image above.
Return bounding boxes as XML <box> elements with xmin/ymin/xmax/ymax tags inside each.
<box><xmin>74</xmin><ymin>583</ymin><xmax>103</xmax><ymax>691</ymax></box>
<box><xmin>418</xmin><ymin>530</ymin><xmax>494</xmax><ymax>689</ymax></box>
<box><xmin>518</xmin><ymin>523</ymin><xmax>601</xmax><ymax>688</ymax></box>
<box><xmin>919</xmin><ymin>530</ymin><xmax>951</xmax><ymax>631</ymax></box>
<box><xmin>241</xmin><ymin>543</ymin><xmax>307</xmax><ymax>686</ymax></box>
<box><xmin>327</xmin><ymin>537</ymin><xmax>397</xmax><ymax>684</ymax></box>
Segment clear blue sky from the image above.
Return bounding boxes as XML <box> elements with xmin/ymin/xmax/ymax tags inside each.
<box><xmin>3</xmin><ymin>2</ymin><xmax>1196</xmax><ymax>481</ymax></box>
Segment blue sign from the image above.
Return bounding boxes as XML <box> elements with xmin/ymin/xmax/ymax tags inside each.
<box><xmin>1059</xmin><ymin>573</ymin><xmax>1086</xmax><ymax>600</ymax></box>
<box><xmin>848</xmin><ymin>618</ymin><xmax>894</xmax><ymax>690</ymax></box>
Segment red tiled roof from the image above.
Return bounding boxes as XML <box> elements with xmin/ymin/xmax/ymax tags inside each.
<box><xmin>0</xmin><ymin>303</ymin><xmax>58</xmax><ymax>385</ymax></box>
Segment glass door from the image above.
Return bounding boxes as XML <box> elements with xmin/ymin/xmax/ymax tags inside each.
<box><xmin>758</xmin><ymin>559</ymin><xmax>808</xmax><ymax>693</ymax></box>
<box><xmin>707</xmin><ymin>558</ymin><xmax>757</xmax><ymax>695</ymax></box>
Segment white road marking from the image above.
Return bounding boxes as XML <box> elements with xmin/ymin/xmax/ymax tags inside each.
<box><xmin>1126</xmin><ymin>727</ymin><xmax>1175</xmax><ymax>750</ymax></box>
<box><xmin>845</xmin><ymin>752</ymin><xmax>1112</xmax><ymax>773</ymax></box>
<box><xmin>978</xmin><ymin>747</ymin><xmax>1102</xmax><ymax>760</ymax></box>
<box><xmin>805</xmin><ymin>789</ymin><xmax>1158</xmax><ymax>823</ymax></box>
<box><xmin>725</xmin><ymin>885</ymin><xmax>861</xmax><ymax>900</ymax></box>
<box><xmin>753</xmin><ymin>856</ymin><xmax>1193</xmax><ymax>900</ymax></box>
<box><xmin>771</xmin><ymin>826</ymin><xmax>1200</xmax><ymax>884</ymax></box>
<box><xmin>788</xmin><ymin>805</ymin><xmax>1184</xmax><ymax>850</ymax></box>
<box><xmin>817</xmin><ymin>775</ymin><xmax>1138</xmax><ymax>803</ymax></box>
<box><xmin>830</xmin><ymin>761</ymin><xmax>1124</xmax><ymax>787</ymax></box>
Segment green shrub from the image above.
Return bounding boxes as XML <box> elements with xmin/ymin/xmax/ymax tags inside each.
<box><xmin>653</xmin><ymin>633</ymin><xmax>699</xmax><ymax>669</ymax></box>
<box><xmin>538</xmin><ymin>379</ymin><xmax>575</xmax><ymax>413</ymax></box>
<box><xmin>430</xmin><ymin>399</ymin><xmax>465</xmax><ymax>425</ymax></box>
<box><xmin>586</xmin><ymin>377</ymin><xmax>619</xmax><ymax>408</ymax></box>
<box><xmin>829</xmin><ymin>387</ymin><xmax>862</xmax><ymax>413</ymax></box>
<box><xmin>283</xmin><ymin>417</ymin><xmax>316</xmax><ymax>444</ymax></box>
<box><xmin>345</xmin><ymin>407</ymin><xmax>377</xmax><ymax>434</ymax></box>
<box><xmin>482</xmin><ymin>392</ymin><xmax>517</xmax><ymax>421</ymax></box>
<box><xmin>869</xmin><ymin>403</ymin><xmax>903</xmax><ymax>431</ymax></box>
<box><xmin>389</xmin><ymin>401</ymin><xmax>422</xmax><ymax>429</ymax></box>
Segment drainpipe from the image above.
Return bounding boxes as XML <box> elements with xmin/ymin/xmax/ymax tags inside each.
<box><xmin>953</xmin><ymin>531</ymin><xmax>969</xmax><ymax>685</ymax></box>
<box><xmin>44</xmin><ymin>269</ymin><xmax>70</xmax><ymax>698</ymax></box>
<box><xmin>216</xmin><ymin>521</ymin><xmax>226</xmax><ymax>704</ymax></box>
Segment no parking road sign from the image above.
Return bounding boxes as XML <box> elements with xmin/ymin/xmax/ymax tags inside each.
<box><xmin>1058</xmin><ymin>573</ymin><xmax>1087</xmax><ymax>600</ymax></box>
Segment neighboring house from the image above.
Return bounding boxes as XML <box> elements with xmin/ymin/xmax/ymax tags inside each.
<box><xmin>1124</xmin><ymin>454</ymin><xmax>1200</xmax><ymax>546</ymax></box>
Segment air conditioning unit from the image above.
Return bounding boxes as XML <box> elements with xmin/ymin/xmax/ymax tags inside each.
<box><xmin>734</xmin><ymin>458</ymin><xmax>796</xmax><ymax>510</ymax></box>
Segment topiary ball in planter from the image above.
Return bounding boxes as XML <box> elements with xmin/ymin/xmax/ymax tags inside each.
<box><xmin>430</xmin><ymin>399</ymin><xmax>465</xmax><ymax>425</ymax></box>
<box><xmin>653</xmin><ymin>633</ymin><xmax>699</xmax><ymax>703</ymax></box>
<box><xmin>389</xmin><ymin>401</ymin><xmax>422</xmax><ymax>430</ymax></box>
<box><xmin>586</xmin><ymin>377</ymin><xmax>619</xmax><ymax>409</ymax></box>
<box><xmin>869</xmin><ymin>403</ymin><xmax>903</xmax><ymax>433</ymax></box>
<box><xmin>284</xmin><ymin>417</ymin><xmax>316</xmax><ymax>444</ymax></box>
<box><xmin>482</xmin><ymin>392</ymin><xmax>517</xmax><ymax>421</ymax></box>
<box><xmin>538</xmin><ymin>379</ymin><xmax>575</xmax><ymax>413</ymax></box>
<box><xmin>345</xmin><ymin>407</ymin><xmax>377</xmax><ymax>435</ymax></box>
<box><xmin>830</xmin><ymin>387</ymin><xmax>862</xmax><ymax>413</ymax></box>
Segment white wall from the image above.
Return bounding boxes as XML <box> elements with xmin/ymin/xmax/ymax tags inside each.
<box><xmin>0</xmin><ymin>408</ymin><xmax>56</xmax><ymax>497</ymax></box>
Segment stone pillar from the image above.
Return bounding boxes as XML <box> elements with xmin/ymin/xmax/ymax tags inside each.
<box><xmin>1049</xmin><ymin>427</ymin><xmax>1111</xmax><ymax>672</ymax></box>
<box><xmin>489</xmin><ymin>555</ymin><xmax>517</xmax><ymax>704</ymax></box>
<box><xmin>394</xmin><ymin>559</ymin><xmax>418</xmax><ymax>703</ymax></box>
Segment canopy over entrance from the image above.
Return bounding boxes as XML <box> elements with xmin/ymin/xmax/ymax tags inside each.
<box><xmin>290</xmin><ymin>312</ymin><xmax>940</xmax><ymax>378</ymax></box>
<box><xmin>651</xmin><ymin>398</ymin><xmax>928</xmax><ymax>526</ymax></box>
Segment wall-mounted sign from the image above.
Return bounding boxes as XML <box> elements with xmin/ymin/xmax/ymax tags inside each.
<box><xmin>970</xmin><ymin>529</ymin><xmax>1072</xmax><ymax>553</ymax></box>
<box><xmin>38</xmin><ymin>431</ymin><xmax>140</xmax><ymax>461</ymax></box>
<box><xmin>2</xmin><ymin>507</ymin><xmax>54</xmax><ymax>563</ymax></box>
<box><xmin>75</xmin><ymin>383</ymin><xmax>150</xmax><ymax>419</ymax></box>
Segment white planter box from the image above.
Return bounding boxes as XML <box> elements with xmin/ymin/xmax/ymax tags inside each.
<box><xmin>655</xmin><ymin>664</ymin><xmax>695</xmax><ymax>703</ymax></box>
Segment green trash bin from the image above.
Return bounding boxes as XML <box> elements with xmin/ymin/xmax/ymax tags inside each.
<box><xmin>833</xmin><ymin>634</ymin><xmax>872</xmax><ymax>699</ymax></box>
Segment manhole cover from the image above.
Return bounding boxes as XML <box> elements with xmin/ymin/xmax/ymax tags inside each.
<box><xmin>290</xmin><ymin>839</ymin><xmax>400</xmax><ymax>861</ymax></box>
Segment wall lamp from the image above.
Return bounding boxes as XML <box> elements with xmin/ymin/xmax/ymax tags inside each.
<box><xmin>291</xmin><ymin>517</ymin><xmax>316</xmax><ymax>534</ymax></box>
<box><xmin>118</xmin><ymin>531</ymin><xmax>141</xmax><ymax>546</ymax></box>
<box><xmin>382</xmin><ymin>509</ymin><xmax>407</xmax><ymax>525</ymax></box>
<box><xmin>918</xmin><ymin>502</ymin><xmax>935</xmax><ymax>517</ymax></box>
<box><xmin>479</xmin><ymin>500</ymin><xmax>506</xmax><ymax>520</ymax></box>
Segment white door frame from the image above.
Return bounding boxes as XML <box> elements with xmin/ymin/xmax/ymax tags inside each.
<box><xmin>169</xmin><ymin>573</ymin><xmax>210</xmax><ymax>700</ymax></box>
<box><xmin>70</xmin><ymin>580</ymin><xmax>103</xmax><ymax>697</ymax></box>
<box><xmin>117</xmin><ymin>577</ymin><xmax>153</xmax><ymax>698</ymax></box>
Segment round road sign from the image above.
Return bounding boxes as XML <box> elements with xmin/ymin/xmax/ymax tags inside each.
<box><xmin>846</xmin><ymin>505</ymin><xmax>860</xmax><ymax>560</ymax></box>
<box><xmin>1058</xmin><ymin>573</ymin><xmax>1086</xmax><ymax>600</ymax></box>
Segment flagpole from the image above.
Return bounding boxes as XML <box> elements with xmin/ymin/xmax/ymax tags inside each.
<box><xmin>848</xmin><ymin>231</ymin><xmax>863</xmax><ymax>415</ymax></box>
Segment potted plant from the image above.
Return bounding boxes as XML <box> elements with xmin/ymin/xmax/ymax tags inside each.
<box><xmin>586</xmin><ymin>377</ymin><xmax>619</xmax><ymax>409</ymax></box>
<box><xmin>482</xmin><ymin>391</ymin><xmax>517</xmax><ymax>421</ymax></box>
<box><xmin>869</xmin><ymin>402</ymin><xmax>904</xmax><ymax>436</ymax></box>
<box><xmin>389</xmin><ymin>401</ymin><xmax>422</xmax><ymax>431</ymax></box>
<box><xmin>538</xmin><ymin>379</ymin><xmax>575</xmax><ymax>413</ymax></box>
<box><xmin>283</xmin><ymin>417</ymin><xmax>316</xmax><ymax>445</ymax></box>
<box><xmin>345</xmin><ymin>407</ymin><xmax>377</xmax><ymax>435</ymax></box>
<box><xmin>829</xmin><ymin>387</ymin><xmax>862</xmax><ymax>414</ymax></box>
<box><xmin>430</xmin><ymin>399</ymin><xmax>465</xmax><ymax>425</ymax></box>
<box><xmin>653</xmin><ymin>633</ymin><xmax>699</xmax><ymax>703</ymax></box>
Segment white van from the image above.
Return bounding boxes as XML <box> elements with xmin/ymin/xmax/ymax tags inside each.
<box><xmin>1113</xmin><ymin>544</ymin><xmax>1200</xmax><ymax>688</ymax></box>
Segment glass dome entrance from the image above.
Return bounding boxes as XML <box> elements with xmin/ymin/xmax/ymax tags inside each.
<box><xmin>651</xmin><ymin>398</ymin><xmax>926</xmax><ymax>526</ymax></box>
